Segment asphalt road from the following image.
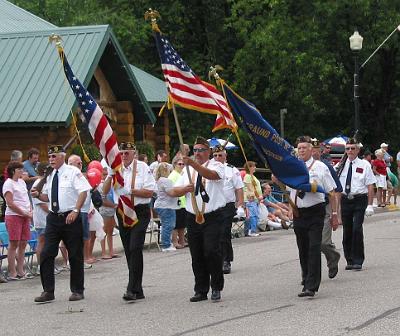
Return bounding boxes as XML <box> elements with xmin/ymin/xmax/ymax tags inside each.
<box><xmin>1</xmin><ymin>210</ymin><xmax>400</xmax><ymax>336</ymax></box>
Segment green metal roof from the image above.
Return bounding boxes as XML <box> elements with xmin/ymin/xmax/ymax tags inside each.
<box><xmin>0</xmin><ymin>0</ymin><xmax>56</xmax><ymax>33</ymax></box>
<box><xmin>0</xmin><ymin>25</ymin><xmax>156</xmax><ymax>126</ymax></box>
<box><xmin>130</xmin><ymin>65</ymin><xmax>167</xmax><ymax>107</ymax></box>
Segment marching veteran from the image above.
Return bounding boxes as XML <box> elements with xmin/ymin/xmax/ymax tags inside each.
<box><xmin>290</xmin><ymin>136</ymin><xmax>338</xmax><ymax>298</ymax></box>
<box><xmin>338</xmin><ymin>138</ymin><xmax>376</xmax><ymax>271</ymax></box>
<box><xmin>211</xmin><ymin>144</ymin><xmax>244</xmax><ymax>274</ymax></box>
<box><xmin>31</xmin><ymin>145</ymin><xmax>91</xmax><ymax>303</ymax></box>
<box><xmin>103</xmin><ymin>142</ymin><xmax>156</xmax><ymax>301</ymax></box>
<box><xmin>174</xmin><ymin>137</ymin><xmax>227</xmax><ymax>302</ymax></box>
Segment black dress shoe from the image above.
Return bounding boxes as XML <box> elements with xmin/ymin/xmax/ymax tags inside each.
<box><xmin>211</xmin><ymin>290</ymin><xmax>221</xmax><ymax>302</ymax></box>
<box><xmin>123</xmin><ymin>292</ymin><xmax>137</xmax><ymax>301</ymax></box>
<box><xmin>223</xmin><ymin>261</ymin><xmax>231</xmax><ymax>274</ymax></box>
<box><xmin>329</xmin><ymin>266</ymin><xmax>338</xmax><ymax>279</ymax></box>
<box><xmin>69</xmin><ymin>292</ymin><xmax>84</xmax><ymax>301</ymax></box>
<box><xmin>345</xmin><ymin>264</ymin><xmax>353</xmax><ymax>270</ymax></box>
<box><xmin>298</xmin><ymin>289</ymin><xmax>315</xmax><ymax>297</ymax></box>
<box><xmin>34</xmin><ymin>291</ymin><xmax>55</xmax><ymax>303</ymax></box>
<box><xmin>190</xmin><ymin>293</ymin><xmax>208</xmax><ymax>302</ymax></box>
<box><xmin>136</xmin><ymin>293</ymin><xmax>145</xmax><ymax>300</ymax></box>
<box><xmin>352</xmin><ymin>264</ymin><xmax>362</xmax><ymax>271</ymax></box>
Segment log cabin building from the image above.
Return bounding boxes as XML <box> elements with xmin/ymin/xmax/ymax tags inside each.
<box><xmin>0</xmin><ymin>0</ymin><xmax>168</xmax><ymax>169</ymax></box>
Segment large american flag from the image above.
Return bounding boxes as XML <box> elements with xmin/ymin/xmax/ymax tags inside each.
<box><xmin>57</xmin><ymin>47</ymin><xmax>138</xmax><ymax>227</ymax></box>
<box><xmin>154</xmin><ymin>32</ymin><xmax>237</xmax><ymax>131</ymax></box>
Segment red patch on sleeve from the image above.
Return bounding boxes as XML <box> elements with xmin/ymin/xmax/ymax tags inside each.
<box><xmin>356</xmin><ymin>167</ymin><xmax>363</xmax><ymax>173</ymax></box>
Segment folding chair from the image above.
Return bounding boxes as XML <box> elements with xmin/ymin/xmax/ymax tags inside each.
<box><xmin>231</xmin><ymin>216</ymin><xmax>245</xmax><ymax>238</ymax></box>
<box><xmin>24</xmin><ymin>229</ymin><xmax>38</xmax><ymax>274</ymax></box>
<box><xmin>0</xmin><ymin>222</ymin><xmax>9</xmax><ymax>276</ymax></box>
<box><xmin>146</xmin><ymin>217</ymin><xmax>161</xmax><ymax>251</ymax></box>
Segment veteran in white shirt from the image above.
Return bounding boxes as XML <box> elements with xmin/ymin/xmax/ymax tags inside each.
<box><xmin>289</xmin><ymin>136</ymin><xmax>338</xmax><ymax>298</ymax></box>
<box><xmin>174</xmin><ymin>136</ymin><xmax>226</xmax><ymax>303</ymax></box>
<box><xmin>338</xmin><ymin>138</ymin><xmax>376</xmax><ymax>271</ymax></box>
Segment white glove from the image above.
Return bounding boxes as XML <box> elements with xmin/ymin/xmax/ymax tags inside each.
<box><xmin>236</xmin><ymin>206</ymin><xmax>246</xmax><ymax>218</ymax></box>
<box><xmin>107</xmin><ymin>166</ymin><xmax>115</xmax><ymax>176</ymax></box>
<box><xmin>365</xmin><ymin>205</ymin><xmax>374</xmax><ymax>217</ymax></box>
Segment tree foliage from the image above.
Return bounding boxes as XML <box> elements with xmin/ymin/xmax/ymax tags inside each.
<box><xmin>11</xmin><ymin>0</ymin><xmax>400</xmax><ymax>160</ymax></box>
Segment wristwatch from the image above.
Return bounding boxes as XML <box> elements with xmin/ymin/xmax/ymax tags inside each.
<box><xmin>72</xmin><ymin>208</ymin><xmax>80</xmax><ymax>214</ymax></box>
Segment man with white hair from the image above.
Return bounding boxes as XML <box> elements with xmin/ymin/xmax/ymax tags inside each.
<box><xmin>31</xmin><ymin>145</ymin><xmax>91</xmax><ymax>303</ymax></box>
<box><xmin>339</xmin><ymin>138</ymin><xmax>376</xmax><ymax>272</ymax></box>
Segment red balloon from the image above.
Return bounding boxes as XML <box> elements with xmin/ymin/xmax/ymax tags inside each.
<box><xmin>87</xmin><ymin>160</ymin><xmax>103</xmax><ymax>173</ymax></box>
<box><xmin>86</xmin><ymin>168</ymin><xmax>102</xmax><ymax>188</ymax></box>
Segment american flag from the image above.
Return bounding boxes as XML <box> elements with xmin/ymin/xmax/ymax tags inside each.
<box><xmin>154</xmin><ymin>32</ymin><xmax>237</xmax><ymax>131</ymax></box>
<box><xmin>57</xmin><ymin>47</ymin><xmax>138</xmax><ymax>227</ymax></box>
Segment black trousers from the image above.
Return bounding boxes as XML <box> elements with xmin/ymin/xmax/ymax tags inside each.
<box><xmin>187</xmin><ymin>209</ymin><xmax>224</xmax><ymax>294</ymax></box>
<box><xmin>221</xmin><ymin>202</ymin><xmax>236</xmax><ymax>263</ymax></box>
<box><xmin>293</xmin><ymin>203</ymin><xmax>325</xmax><ymax>292</ymax></box>
<box><xmin>40</xmin><ymin>212</ymin><xmax>84</xmax><ymax>294</ymax></box>
<box><xmin>341</xmin><ymin>195</ymin><xmax>368</xmax><ymax>266</ymax></box>
<box><xmin>118</xmin><ymin>204</ymin><xmax>150</xmax><ymax>295</ymax></box>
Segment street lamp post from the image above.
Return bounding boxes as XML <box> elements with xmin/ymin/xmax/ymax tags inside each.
<box><xmin>280</xmin><ymin>108</ymin><xmax>287</xmax><ymax>138</ymax></box>
<box><xmin>349</xmin><ymin>30</ymin><xmax>363</xmax><ymax>133</ymax></box>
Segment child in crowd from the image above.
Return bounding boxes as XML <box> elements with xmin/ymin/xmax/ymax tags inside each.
<box><xmin>246</xmin><ymin>191</ymin><xmax>260</xmax><ymax>237</ymax></box>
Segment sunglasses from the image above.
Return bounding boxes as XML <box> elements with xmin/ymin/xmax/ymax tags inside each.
<box><xmin>177</xmin><ymin>163</ymin><xmax>185</xmax><ymax>166</ymax></box>
<box><xmin>121</xmin><ymin>152</ymin><xmax>131</xmax><ymax>156</ymax></box>
<box><xmin>213</xmin><ymin>153</ymin><xmax>224</xmax><ymax>157</ymax></box>
<box><xmin>345</xmin><ymin>147</ymin><xmax>357</xmax><ymax>151</ymax></box>
<box><xmin>193</xmin><ymin>148</ymin><xmax>208</xmax><ymax>153</ymax></box>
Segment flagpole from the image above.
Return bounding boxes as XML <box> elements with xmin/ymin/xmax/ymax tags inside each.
<box><xmin>145</xmin><ymin>9</ymin><xmax>204</xmax><ymax>224</ymax></box>
<box><xmin>171</xmin><ymin>101</ymin><xmax>205</xmax><ymax>224</ymax></box>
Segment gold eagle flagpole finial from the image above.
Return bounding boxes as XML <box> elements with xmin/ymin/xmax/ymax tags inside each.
<box><xmin>48</xmin><ymin>34</ymin><xmax>63</xmax><ymax>49</ymax></box>
<box><xmin>144</xmin><ymin>8</ymin><xmax>161</xmax><ymax>32</ymax></box>
<box><xmin>208</xmin><ymin>65</ymin><xmax>224</xmax><ymax>82</ymax></box>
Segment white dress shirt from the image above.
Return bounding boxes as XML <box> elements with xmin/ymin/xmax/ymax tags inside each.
<box><xmin>43</xmin><ymin>163</ymin><xmax>91</xmax><ymax>213</ymax></box>
<box><xmin>339</xmin><ymin>157</ymin><xmax>376</xmax><ymax>195</ymax></box>
<box><xmin>116</xmin><ymin>160</ymin><xmax>156</xmax><ymax>205</ymax></box>
<box><xmin>221</xmin><ymin>162</ymin><xmax>244</xmax><ymax>203</ymax></box>
<box><xmin>175</xmin><ymin>160</ymin><xmax>226</xmax><ymax>214</ymax></box>
<box><xmin>289</xmin><ymin>158</ymin><xmax>336</xmax><ymax>208</ymax></box>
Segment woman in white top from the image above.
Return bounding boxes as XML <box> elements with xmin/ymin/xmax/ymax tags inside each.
<box><xmin>31</xmin><ymin>163</ymin><xmax>52</xmax><ymax>271</ymax></box>
<box><xmin>2</xmin><ymin>161</ymin><xmax>32</xmax><ymax>280</ymax></box>
<box><xmin>154</xmin><ymin>162</ymin><xmax>179</xmax><ymax>251</ymax></box>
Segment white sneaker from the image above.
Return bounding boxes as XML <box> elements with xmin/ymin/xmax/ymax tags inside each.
<box><xmin>162</xmin><ymin>245</ymin><xmax>177</xmax><ymax>252</ymax></box>
<box><xmin>248</xmin><ymin>232</ymin><xmax>260</xmax><ymax>237</ymax></box>
<box><xmin>84</xmin><ymin>263</ymin><xmax>93</xmax><ymax>269</ymax></box>
<box><xmin>54</xmin><ymin>267</ymin><xmax>61</xmax><ymax>275</ymax></box>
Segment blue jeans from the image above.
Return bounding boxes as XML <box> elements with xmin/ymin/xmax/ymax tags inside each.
<box><xmin>248</xmin><ymin>216</ymin><xmax>258</xmax><ymax>234</ymax></box>
<box><xmin>155</xmin><ymin>208</ymin><xmax>176</xmax><ymax>248</ymax></box>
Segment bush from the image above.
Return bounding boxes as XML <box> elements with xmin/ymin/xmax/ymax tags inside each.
<box><xmin>70</xmin><ymin>144</ymin><xmax>101</xmax><ymax>171</ymax></box>
<box><xmin>136</xmin><ymin>141</ymin><xmax>155</xmax><ymax>162</ymax></box>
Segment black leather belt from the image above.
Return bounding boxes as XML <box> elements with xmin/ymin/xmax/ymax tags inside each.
<box><xmin>342</xmin><ymin>193</ymin><xmax>367</xmax><ymax>200</ymax></box>
<box><xmin>50</xmin><ymin>211</ymin><xmax>72</xmax><ymax>217</ymax></box>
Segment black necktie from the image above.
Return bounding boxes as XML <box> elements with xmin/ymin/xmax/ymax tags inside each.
<box><xmin>345</xmin><ymin>162</ymin><xmax>352</xmax><ymax>194</ymax></box>
<box><xmin>51</xmin><ymin>170</ymin><xmax>59</xmax><ymax>213</ymax></box>
<box><xmin>194</xmin><ymin>172</ymin><xmax>209</xmax><ymax>203</ymax></box>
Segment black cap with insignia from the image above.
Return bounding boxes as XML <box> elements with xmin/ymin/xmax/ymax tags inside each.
<box><xmin>310</xmin><ymin>138</ymin><xmax>320</xmax><ymax>148</ymax></box>
<box><xmin>194</xmin><ymin>136</ymin><xmax>210</xmax><ymax>148</ymax></box>
<box><xmin>48</xmin><ymin>145</ymin><xmax>65</xmax><ymax>155</ymax></box>
<box><xmin>212</xmin><ymin>144</ymin><xmax>225</xmax><ymax>153</ymax></box>
<box><xmin>118</xmin><ymin>142</ymin><xmax>136</xmax><ymax>151</ymax></box>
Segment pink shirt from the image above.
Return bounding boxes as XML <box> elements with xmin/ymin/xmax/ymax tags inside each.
<box><xmin>2</xmin><ymin>178</ymin><xmax>31</xmax><ymax>216</ymax></box>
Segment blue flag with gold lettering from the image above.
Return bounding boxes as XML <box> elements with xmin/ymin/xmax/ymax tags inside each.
<box><xmin>222</xmin><ymin>82</ymin><xmax>324</xmax><ymax>193</ymax></box>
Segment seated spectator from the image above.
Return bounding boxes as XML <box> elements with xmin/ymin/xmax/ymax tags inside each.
<box><xmin>138</xmin><ymin>153</ymin><xmax>148</xmax><ymax>164</ymax></box>
<box><xmin>262</xmin><ymin>183</ymin><xmax>290</xmax><ymax>229</ymax></box>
